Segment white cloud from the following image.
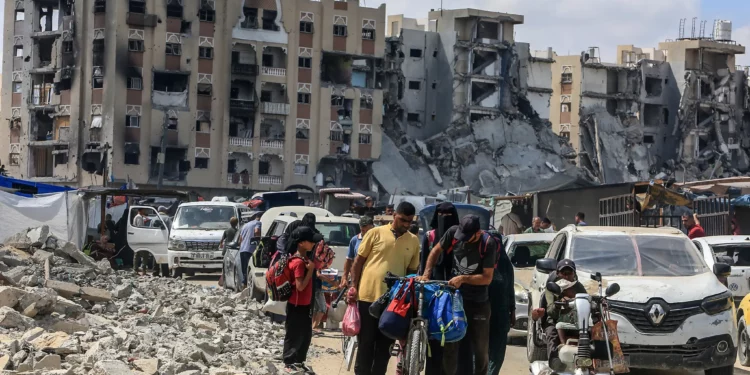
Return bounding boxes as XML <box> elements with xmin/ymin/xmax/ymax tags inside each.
<box><xmin>733</xmin><ymin>25</ymin><xmax>750</xmax><ymax>67</ymax></box>
<box><xmin>379</xmin><ymin>0</ymin><xmax>701</xmax><ymax>63</ymax></box>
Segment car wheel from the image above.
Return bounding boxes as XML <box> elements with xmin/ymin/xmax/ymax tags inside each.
<box><xmin>248</xmin><ymin>273</ymin><xmax>265</xmax><ymax>302</ymax></box>
<box><xmin>740</xmin><ymin>317</ymin><xmax>750</xmax><ymax>366</ymax></box>
<box><xmin>171</xmin><ymin>267</ymin><xmax>183</xmax><ymax>279</ymax></box>
<box><xmin>705</xmin><ymin>365</ymin><xmax>734</xmax><ymax>375</ymax></box>
<box><xmin>527</xmin><ymin>321</ymin><xmax>547</xmax><ymax>362</ymax></box>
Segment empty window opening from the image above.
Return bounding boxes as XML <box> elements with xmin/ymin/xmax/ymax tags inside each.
<box><xmin>167</xmin><ymin>118</ymin><xmax>178</xmax><ymax>130</ymax></box>
<box><xmin>561</xmin><ymin>103</ymin><xmax>571</xmax><ymax>113</ymax></box>
<box><xmin>433</xmin><ymin>50</ymin><xmax>438</xmax><ymax>58</ymax></box>
<box><xmin>294</xmin><ymin>164</ymin><xmax>308</xmax><ymax>175</ymax></box>
<box><xmin>663</xmin><ymin>108</ymin><xmax>669</xmax><ymax>125</ymax></box>
<box><xmin>241</xmin><ymin>7</ymin><xmax>258</xmax><ymax>29</ymax></box>
<box><xmin>432</xmin><ymin>82</ymin><xmax>437</xmax><ymax>89</ymax></box>
<box><xmin>180</xmin><ymin>20</ymin><xmax>192</xmax><ymax>34</ymax></box>
<box><xmin>643</xmin><ymin>104</ymin><xmax>662</xmax><ymax>127</ymax></box>
<box><xmin>194</xmin><ymin>157</ymin><xmax>209</xmax><ymax>169</ymax></box>
<box><xmin>196</xmin><ymin>121</ymin><xmax>210</xmax><ymax>133</ymax></box>
<box><xmin>476</xmin><ymin>21</ymin><xmax>499</xmax><ymax>40</ymax></box>
<box><xmin>153</xmin><ymin>72</ymin><xmax>189</xmax><ymax>92</ymax></box>
<box><xmin>260</xmin><ymin>91</ymin><xmax>272</xmax><ymax>102</ymax></box>
<box><xmin>129</xmin><ymin>40</ymin><xmax>145</xmax><ymax>52</ymax></box>
<box><xmin>360</xmin><ymin>96</ymin><xmax>373</xmax><ymax>109</ymax></box>
<box><xmin>298</xmin><ymin>93</ymin><xmax>311</xmax><ymax>104</ymax></box>
<box><xmin>13</xmin><ymin>82</ymin><xmax>22</xmax><ymax>93</ymax></box>
<box><xmin>227</xmin><ymin>159</ymin><xmax>237</xmax><ymax>173</ymax></box>
<box><xmin>31</xmin><ymin>112</ymin><xmax>54</xmax><ymax>141</ymax></box>
<box><xmin>362</xmin><ymin>29</ymin><xmax>374</xmax><ymax>40</ymax></box>
<box><xmin>129</xmin><ymin>1</ymin><xmax>146</xmax><ymax>14</ymax></box>
<box><xmin>560</xmin><ymin>131</ymin><xmax>570</xmax><ymax>139</ymax></box>
<box><xmin>262</xmin><ymin>54</ymin><xmax>274</xmax><ymax>67</ymax></box>
<box><xmin>262</xmin><ymin>10</ymin><xmax>279</xmax><ymax>31</ymax></box>
<box><xmin>300</xmin><ymin>21</ymin><xmax>313</xmax><ymax>33</ymax></box>
<box><xmin>644</xmin><ymin>135</ymin><xmax>655</xmax><ymax>144</ymax></box>
<box><xmin>124</xmin><ymin>149</ymin><xmax>140</xmax><ymax>165</ymax></box>
<box><xmin>197</xmin><ymin>83</ymin><xmax>212</xmax><ymax>96</ymax></box>
<box><xmin>334</xmin><ymin>25</ymin><xmax>348</xmax><ymax>37</ymax></box>
<box><xmin>166</xmin><ymin>43</ymin><xmax>182</xmax><ymax>56</ymax></box>
<box><xmin>14</xmin><ymin>46</ymin><xmax>24</xmax><ymax>57</ymax></box>
<box><xmin>126</xmin><ymin>115</ymin><xmax>141</xmax><ymax>128</ymax></box>
<box><xmin>407</xmin><ymin>113</ymin><xmax>420</xmax><ymax>122</ymax></box>
<box><xmin>359</xmin><ymin>133</ymin><xmax>371</xmax><ymax>144</ymax></box>
<box><xmin>561</xmin><ymin>73</ymin><xmax>572</xmax><ymax>83</ymax></box>
<box><xmin>199</xmin><ymin>9</ymin><xmax>215</xmax><ymax>22</ymax></box>
<box><xmin>299</xmin><ymin>57</ymin><xmax>312</xmax><ymax>68</ymax></box>
<box><xmin>199</xmin><ymin>46</ymin><xmax>213</xmax><ymax>59</ymax></box>
<box><xmin>408</xmin><ymin>81</ymin><xmax>421</xmax><ymax>90</ymax></box>
<box><xmin>150</xmin><ymin>147</ymin><xmax>188</xmax><ymax>180</ymax></box>
<box><xmin>36</xmin><ymin>39</ymin><xmax>54</xmax><ymax>68</ymax></box>
<box><xmin>92</xmin><ymin>40</ymin><xmax>105</xmax><ymax>66</ymax></box>
<box><xmin>15</xmin><ymin>10</ymin><xmax>25</xmax><ymax>21</ymax></box>
<box><xmin>296</xmin><ymin>129</ymin><xmax>309</xmax><ymax>139</ymax></box>
<box><xmin>167</xmin><ymin>2</ymin><xmax>183</xmax><ymax>18</ymax></box>
<box><xmin>645</xmin><ymin>77</ymin><xmax>662</xmax><ymax>97</ymax></box>
<box><xmin>259</xmin><ymin>160</ymin><xmax>270</xmax><ymax>175</ymax></box>
<box><xmin>93</xmin><ymin>77</ymin><xmax>104</xmax><ymax>89</ymax></box>
<box><xmin>62</xmin><ymin>41</ymin><xmax>73</xmax><ymax>53</ymax></box>
<box><xmin>410</xmin><ymin>49</ymin><xmax>422</xmax><ymax>58</ymax></box>
<box><xmin>606</xmin><ymin>99</ymin><xmax>617</xmax><ymax>116</ymax></box>
<box><xmin>37</xmin><ymin>4</ymin><xmax>60</xmax><ymax>32</ymax></box>
<box><xmin>94</xmin><ymin>0</ymin><xmax>106</xmax><ymax>13</ymax></box>
<box><xmin>229</xmin><ymin>116</ymin><xmax>253</xmax><ymax>138</ymax></box>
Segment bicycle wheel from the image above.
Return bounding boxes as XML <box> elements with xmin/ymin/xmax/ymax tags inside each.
<box><xmin>405</xmin><ymin>327</ymin><xmax>427</xmax><ymax>375</ymax></box>
<box><xmin>344</xmin><ymin>336</ymin><xmax>357</xmax><ymax>371</ymax></box>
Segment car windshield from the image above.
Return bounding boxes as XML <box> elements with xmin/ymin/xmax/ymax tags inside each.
<box><xmin>712</xmin><ymin>245</ymin><xmax>750</xmax><ymax>267</ymax></box>
<box><xmin>317</xmin><ymin>223</ymin><xmax>360</xmax><ymax>246</ymax></box>
<box><xmin>510</xmin><ymin>241</ymin><xmax>551</xmax><ymax>268</ymax></box>
<box><xmin>173</xmin><ymin>206</ymin><xmax>236</xmax><ymax>230</ymax></box>
<box><xmin>571</xmin><ymin>235</ymin><xmax>708</xmax><ymax>277</ymax></box>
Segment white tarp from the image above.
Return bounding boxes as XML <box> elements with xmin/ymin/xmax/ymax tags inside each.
<box><xmin>0</xmin><ymin>190</ymin><xmax>88</xmax><ymax>249</ymax></box>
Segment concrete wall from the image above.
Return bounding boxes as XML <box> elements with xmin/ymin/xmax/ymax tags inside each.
<box><xmin>581</xmin><ymin>67</ymin><xmax>607</xmax><ymax>94</ymax></box>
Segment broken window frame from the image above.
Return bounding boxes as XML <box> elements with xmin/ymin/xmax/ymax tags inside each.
<box><xmin>560</xmin><ymin>103</ymin><xmax>571</xmax><ymax>113</ymax></box>
<box><xmin>407</xmin><ymin>113</ymin><xmax>420</xmax><ymax>122</ymax></box>
<box><xmin>359</xmin><ymin>133</ymin><xmax>371</xmax><ymax>144</ymax></box>
<box><xmin>127</xmin><ymin>77</ymin><xmax>143</xmax><ymax>90</ymax></box>
<box><xmin>199</xmin><ymin>9</ymin><xmax>216</xmax><ymax>22</ymax></box>
<box><xmin>93</xmin><ymin>77</ymin><xmax>104</xmax><ymax>89</ymax></box>
<box><xmin>298</xmin><ymin>93</ymin><xmax>311</xmax><ymax>104</ymax></box>
<box><xmin>241</xmin><ymin>8</ymin><xmax>258</xmax><ymax>29</ymax></box>
<box><xmin>14</xmin><ymin>46</ymin><xmax>23</xmax><ymax>57</ymax></box>
<box><xmin>166</xmin><ymin>43</ymin><xmax>182</xmax><ymax>56</ymax></box>
<box><xmin>410</xmin><ymin>49</ymin><xmax>422</xmax><ymax>58</ymax></box>
<box><xmin>15</xmin><ymin>10</ymin><xmax>25</xmax><ymax>21</ymax></box>
<box><xmin>331</xmin><ymin>96</ymin><xmax>345</xmax><ymax>107</ymax></box>
<box><xmin>360</xmin><ymin>96</ymin><xmax>373</xmax><ymax>109</ymax></box>
<box><xmin>194</xmin><ymin>157</ymin><xmax>209</xmax><ymax>169</ymax></box>
<box><xmin>167</xmin><ymin>2</ymin><xmax>184</xmax><ymax>18</ymax></box>
<box><xmin>129</xmin><ymin>1</ymin><xmax>146</xmax><ymax>14</ymax></box>
<box><xmin>262</xmin><ymin>10</ymin><xmax>280</xmax><ymax>31</ymax></box>
<box><xmin>408</xmin><ymin>81</ymin><xmax>421</xmax><ymax>90</ymax></box>
<box><xmin>294</xmin><ymin>164</ymin><xmax>308</xmax><ymax>175</ymax></box>
<box><xmin>62</xmin><ymin>41</ymin><xmax>73</xmax><ymax>53</ymax></box>
<box><xmin>126</xmin><ymin>115</ymin><xmax>141</xmax><ymax>128</ymax></box>
<box><xmin>334</xmin><ymin>25</ymin><xmax>348</xmax><ymax>37</ymax></box>
<box><xmin>330</xmin><ymin>130</ymin><xmax>343</xmax><ymax>142</ymax></box>
<box><xmin>12</xmin><ymin>82</ymin><xmax>22</xmax><ymax>93</ymax></box>
<box><xmin>296</xmin><ymin>129</ymin><xmax>310</xmax><ymax>139</ymax></box>
<box><xmin>300</xmin><ymin>21</ymin><xmax>314</xmax><ymax>34</ymax></box>
<box><xmin>124</xmin><ymin>151</ymin><xmax>140</xmax><ymax>165</ymax></box>
<box><xmin>196</xmin><ymin>121</ymin><xmax>211</xmax><ymax>133</ymax></box>
<box><xmin>298</xmin><ymin>56</ymin><xmax>312</xmax><ymax>69</ymax></box>
<box><xmin>94</xmin><ymin>0</ymin><xmax>106</xmax><ymax>13</ymax></box>
<box><xmin>199</xmin><ymin>46</ymin><xmax>214</xmax><ymax>59</ymax></box>
<box><xmin>167</xmin><ymin>118</ymin><xmax>178</xmax><ymax>130</ymax></box>
<box><xmin>560</xmin><ymin>131</ymin><xmax>570</xmax><ymax>140</ymax></box>
<box><xmin>362</xmin><ymin>29</ymin><xmax>375</xmax><ymax>40</ymax></box>
<box><xmin>197</xmin><ymin>83</ymin><xmax>213</xmax><ymax>96</ymax></box>
<box><xmin>129</xmin><ymin>40</ymin><xmax>145</xmax><ymax>52</ymax></box>
<box><xmin>9</xmin><ymin>153</ymin><xmax>20</xmax><ymax>166</ymax></box>
<box><xmin>561</xmin><ymin>73</ymin><xmax>573</xmax><ymax>84</ymax></box>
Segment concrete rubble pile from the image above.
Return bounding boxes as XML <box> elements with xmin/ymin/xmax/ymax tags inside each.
<box><xmin>0</xmin><ymin>226</ymin><xmax>293</xmax><ymax>375</ymax></box>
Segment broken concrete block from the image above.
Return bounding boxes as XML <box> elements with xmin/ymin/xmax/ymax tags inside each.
<box><xmin>2</xmin><ymin>266</ymin><xmax>28</xmax><ymax>284</ymax></box>
<box><xmin>22</xmin><ymin>302</ymin><xmax>39</xmax><ymax>318</ymax></box>
<box><xmin>57</xmin><ymin>241</ymin><xmax>100</xmax><ymax>270</ymax></box>
<box><xmin>27</xmin><ymin>226</ymin><xmax>50</xmax><ymax>248</ymax></box>
<box><xmin>0</xmin><ymin>247</ymin><xmax>31</xmax><ymax>267</ymax></box>
<box><xmin>17</xmin><ymin>362</ymin><xmax>32</xmax><ymax>372</ymax></box>
<box><xmin>31</xmin><ymin>249</ymin><xmax>54</xmax><ymax>265</ymax></box>
<box><xmin>22</xmin><ymin>327</ymin><xmax>46</xmax><ymax>342</ymax></box>
<box><xmin>44</xmin><ymin>317</ymin><xmax>90</xmax><ymax>334</ymax></box>
<box><xmin>18</xmin><ymin>288</ymin><xmax>58</xmax><ymax>315</ymax></box>
<box><xmin>30</xmin><ymin>331</ymin><xmax>80</xmax><ymax>354</ymax></box>
<box><xmin>34</xmin><ymin>354</ymin><xmax>61</xmax><ymax>370</ymax></box>
<box><xmin>11</xmin><ymin>349</ymin><xmax>26</xmax><ymax>364</ymax></box>
<box><xmin>0</xmin><ymin>354</ymin><xmax>8</xmax><ymax>370</ymax></box>
<box><xmin>133</xmin><ymin>358</ymin><xmax>160</xmax><ymax>375</ymax></box>
<box><xmin>112</xmin><ymin>284</ymin><xmax>133</xmax><ymax>299</ymax></box>
<box><xmin>92</xmin><ymin>360</ymin><xmax>132</xmax><ymax>375</ymax></box>
<box><xmin>190</xmin><ymin>317</ymin><xmax>218</xmax><ymax>331</ymax></box>
<box><xmin>52</xmin><ymin>296</ymin><xmax>85</xmax><ymax>319</ymax></box>
<box><xmin>80</xmin><ymin>286</ymin><xmax>112</xmax><ymax>302</ymax></box>
<box><xmin>4</xmin><ymin>231</ymin><xmax>32</xmax><ymax>250</ymax></box>
<box><xmin>45</xmin><ymin>280</ymin><xmax>80</xmax><ymax>299</ymax></box>
<box><xmin>0</xmin><ymin>306</ymin><xmax>34</xmax><ymax>329</ymax></box>
<box><xmin>0</xmin><ymin>286</ymin><xmax>26</xmax><ymax>308</ymax></box>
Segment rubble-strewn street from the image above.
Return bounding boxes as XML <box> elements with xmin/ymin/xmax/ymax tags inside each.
<box><xmin>0</xmin><ymin>226</ymin><xmax>296</xmax><ymax>375</ymax></box>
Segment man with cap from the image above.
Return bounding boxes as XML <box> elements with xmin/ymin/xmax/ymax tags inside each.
<box><xmin>530</xmin><ymin>259</ymin><xmax>587</xmax><ymax>371</ymax></box>
<box><xmin>341</xmin><ymin>216</ymin><xmax>375</xmax><ymax>289</ymax></box>
<box><xmin>420</xmin><ymin>215</ymin><xmax>498</xmax><ymax>375</ymax></box>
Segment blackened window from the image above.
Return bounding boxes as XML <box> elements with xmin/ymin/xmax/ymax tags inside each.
<box><xmin>410</xmin><ymin>49</ymin><xmax>422</xmax><ymax>58</ymax></box>
<box><xmin>199</xmin><ymin>47</ymin><xmax>213</xmax><ymax>59</ymax></box>
<box><xmin>298</xmin><ymin>93</ymin><xmax>311</xmax><ymax>104</ymax></box>
<box><xmin>195</xmin><ymin>158</ymin><xmax>209</xmax><ymax>169</ymax></box>
<box><xmin>129</xmin><ymin>1</ymin><xmax>146</xmax><ymax>14</ymax></box>
<box><xmin>298</xmin><ymin>57</ymin><xmax>312</xmax><ymax>68</ymax></box>
<box><xmin>300</xmin><ymin>21</ymin><xmax>313</xmax><ymax>33</ymax></box>
<box><xmin>334</xmin><ymin>25</ymin><xmax>347</xmax><ymax>37</ymax></box>
<box><xmin>199</xmin><ymin>9</ymin><xmax>215</xmax><ymax>22</ymax></box>
<box><xmin>166</xmin><ymin>43</ymin><xmax>182</xmax><ymax>56</ymax></box>
<box><xmin>167</xmin><ymin>2</ymin><xmax>183</xmax><ymax>18</ymax></box>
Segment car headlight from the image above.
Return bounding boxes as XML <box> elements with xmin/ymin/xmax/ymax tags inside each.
<box><xmin>702</xmin><ymin>291</ymin><xmax>733</xmax><ymax>315</ymax></box>
<box><xmin>169</xmin><ymin>239</ymin><xmax>186</xmax><ymax>251</ymax></box>
<box><xmin>514</xmin><ymin>283</ymin><xmax>529</xmax><ymax>304</ymax></box>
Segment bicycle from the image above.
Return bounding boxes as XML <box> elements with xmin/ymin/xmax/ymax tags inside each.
<box><xmin>331</xmin><ymin>286</ymin><xmax>357</xmax><ymax>371</ymax></box>
<box><xmin>384</xmin><ymin>275</ymin><xmax>455</xmax><ymax>375</ymax></box>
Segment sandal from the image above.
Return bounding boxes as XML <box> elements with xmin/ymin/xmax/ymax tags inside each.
<box><xmin>295</xmin><ymin>363</ymin><xmax>315</xmax><ymax>375</ymax></box>
<box><xmin>284</xmin><ymin>364</ymin><xmax>299</xmax><ymax>373</ymax></box>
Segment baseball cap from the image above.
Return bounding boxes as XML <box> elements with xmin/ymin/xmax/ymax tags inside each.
<box><xmin>557</xmin><ymin>259</ymin><xmax>576</xmax><ymax>272</ymax></box>
<box><xmin>454</xmin><ymin>215</ymin><xmax>481</xmax><ymax>241</ymax></box>
<box><xmin>359</xmin><ymin>216</ymin><xmax>374</xmax><ymax>227</ymax></box>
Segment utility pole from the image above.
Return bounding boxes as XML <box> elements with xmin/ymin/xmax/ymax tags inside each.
<box><xmin>157</xmin><ymin>112</ymin><xmax>168</xmax><ymax>189</ymax></box>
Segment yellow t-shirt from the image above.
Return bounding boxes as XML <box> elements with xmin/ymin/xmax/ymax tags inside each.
<box><xmin>357</xmin><ymin>224</ymin><xmax>420</xmax><ymax>303</ymax></box>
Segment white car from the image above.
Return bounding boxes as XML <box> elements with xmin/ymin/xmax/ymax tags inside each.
<box><xmin>527</xmin><ymin>225</ymin><xmax>736</xmax><ymax>375</ymax></box>
<box><xmin>504</xmin><ymin>233</ymin><xmax>556</xmax><ymax>338</ymax></box>
<box><xmin>248</xmin><ymin>213</ymin><xmax>360</xmax><ymax>299</ymax></box>
<box><xmin>693</xmin><ymin>235</ymin><xmax>750</xmax><ymax>303</ymax></box>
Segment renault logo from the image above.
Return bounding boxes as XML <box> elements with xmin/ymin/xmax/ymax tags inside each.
<box><xmin>648</xmin><ymin>303</ymin><xmax>667</xmax><ymax>325</ymax></box>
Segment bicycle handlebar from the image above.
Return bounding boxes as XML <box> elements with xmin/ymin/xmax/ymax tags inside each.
<box><xmin>383</xmin><ymin>276</ymin><xmax>457</xmax><ymax>290</ymax></box>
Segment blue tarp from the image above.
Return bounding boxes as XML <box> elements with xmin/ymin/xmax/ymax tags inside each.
<box><xmin>0</xmin><ymin>176</ymin><xmax>75</xmax><ymax>197</ymax></box>
<box><xmin>732</xmin><ymin>195</ymin><xmax>750</xmax><ymax>208</ymax></box>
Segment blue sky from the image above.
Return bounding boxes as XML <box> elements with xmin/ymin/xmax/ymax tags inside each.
<box><xmin>1</xmin><ymin>1</ymin><xmax>749</xmax><ymax>66</ymax></box>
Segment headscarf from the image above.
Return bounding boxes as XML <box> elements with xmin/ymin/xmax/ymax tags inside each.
<box><xmin>301</xmin><ymin>213</ymin><xmax>319</xmax><ymax>234</ymax></box>
<box><xmin>429</xmin><ymin>202</ymin><xmax>460</xmax><ymax>246</ymax></box>
<box><xmin>420</xmin><ymin>202</ymin><xmax>460</xmax><ymax>280</ymax></box>
<box><xmin>277</xmin><ymin>220</ymin><xmax>302</xmax><ymax>254</ymax></box>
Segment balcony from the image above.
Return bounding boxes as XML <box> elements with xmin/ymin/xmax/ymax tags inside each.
<box><xmin>258</xmin><ymin>175</ymin><xmax>283</xmax><ymax>185</ymax></box>
<box><xmin>228</xmin><ymin>173</ymin><xmax>251</xmax><ymax>185</ymax></box>
<box><xmin>262</xmin><ymin>67</ymin><xmax>286</xmax><ymax>77</ymax></box>
<box><xmin>232</xmin><ymin>64</ymin><xmax>259</xmax><ymax>76</ymax></box>
<box><xmin>230</xmin><ymin>99</ymin><xmax>256</xmax><ymax>111</ymax></box>
<box><xmin>261</xmin><ymin>102</ymin><xmax>290</xmax><ymax>115</ymax></box>
<box><xmin>260</xmin><ymin>139</ymin><xmax>284</xmax><ymax>149</ymax></box>
<box><xmin>229</xmin><ymin>137</ymin><xmax>253</xmax><ymax>147</ymax></box>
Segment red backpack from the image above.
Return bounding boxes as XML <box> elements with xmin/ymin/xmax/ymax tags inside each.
<box><xmin>430</xmin><ymin>230</ymin><xmax>503</xmax><ymax>268</ymax></box>
<box><xmin>265</xmin><ymin>252</ymin><xmax>301</xmax><ymax>301</ymax></box>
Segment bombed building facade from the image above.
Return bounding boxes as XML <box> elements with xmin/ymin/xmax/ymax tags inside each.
<box><xmin>1</xmin><ymin>0</ymin><xmax>385</xmax><ymax>197</ymax></box>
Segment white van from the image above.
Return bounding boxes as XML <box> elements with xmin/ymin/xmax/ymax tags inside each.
<box><xmin>127</xmin><ymin>200</ymin><xmax>254</xmax><ymax>277</ymax></box>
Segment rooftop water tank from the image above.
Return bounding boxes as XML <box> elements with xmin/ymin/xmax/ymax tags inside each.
<box><xmin>715</xmin><ymin>20</ymin><xmax>732</xmax><ymax>41</ymax></box>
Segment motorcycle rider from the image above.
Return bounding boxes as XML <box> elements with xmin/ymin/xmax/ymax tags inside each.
<box><xmin>530</xmin><ymin>259</ymin><xmax>587</xmax><ymax>371</ymax></box>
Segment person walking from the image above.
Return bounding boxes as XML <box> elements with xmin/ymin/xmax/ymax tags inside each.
<box><xmin>349</xmin><ymin>202</ymin><xmax>420</xmax><ymax>375</ymax></box>
<box><xmin>487</xmin><ymin>231</ymin><xmax>514</xmax><ymax>375</ymax></box>
<box><xmin>238</xmin><ymin>213</ymin><xmax>262</xmax><ymax>288</ymax></box>
<box><xmin>282</xmin><ymin>227</ymin><xmax>318</xmax><ymax>374</ymax></box>
<box><xmin>420</xmin><ymin>215</ymin><xmax>497</xmax><ymax>375</ymax></box>
<box><xmin>341</xmin><ymin>216</ymin><xmax>375</xmax><ymax>289</ymax></box>
<box><xmin>220</xmin><ymin>217</ymin><xmax>239</xmax><ymax>251</ymax></box>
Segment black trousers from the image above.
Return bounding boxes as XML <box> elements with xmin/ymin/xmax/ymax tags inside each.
<box><xmin>283</xmin><ymin>303</ymin><xmax>312</xmax><ymax>365</ymax></box>
<box><xmin>425</xmin><ymin>340</ymin><xmax>444</xmax><ymax>375</ymax></box>
<box><xmin>545</xmin><ymin>325</ymin><xmax>561</xmax><ymax>359</ymax></box>
<box><xmin>443</xmin><ymin>301</ymin><xmax>491</xmax><ymax>375</ymax></box>
<box><xmin>354</xmin><ymin>301</ymin><xmax>394</xmax><ymax>375</ymax></box>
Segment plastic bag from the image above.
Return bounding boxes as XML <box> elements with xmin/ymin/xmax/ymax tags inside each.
<box><xmin>262</xmin><ymin>299</ymin><xmax>287</xmax><ymax>316</ymax></box>
<box><xmin>342</xmin><ymin>303</ymin><xmax>361</xmax><ymax>337</ymax></box>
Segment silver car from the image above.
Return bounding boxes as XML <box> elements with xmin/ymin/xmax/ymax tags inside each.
<box><xmin>504</xmin><ymin>233</ymin><xmax>556</xmax><ymax>338</ymax></box>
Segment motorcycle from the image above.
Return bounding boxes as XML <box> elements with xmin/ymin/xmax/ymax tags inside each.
<box><xmin>530</xmin><ymin>272</ymin><xmax>624</xmax><ymax>375</ymax></box>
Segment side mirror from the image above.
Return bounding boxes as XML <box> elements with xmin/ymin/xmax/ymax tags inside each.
<box><xmin>605</xmin><ymin>283</ymin><xmax>620</xmax><ymax>297</ymax></box>
<box><xmin>546</xmin><ymin>281</ymin><xmax>562</xmax><ymax>295</ymax></box>
<box><xmin>714</xmin><ymin>263</ymin><xmax>731</xmax><ymax>277</ymax></box>
<box><xmin>536</xmin><ymin>258</ymin><xmax>557</xmax><ymax>274</ymax></box>
<box><xmin>227</xmin><ymin>242</ymin><xmax>239</xmax><ymax>250</ymax></box>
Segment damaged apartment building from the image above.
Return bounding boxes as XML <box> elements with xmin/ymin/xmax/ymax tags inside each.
<box><xmin>1</xmin><ymin>0</ymin><xmax>385</xmax><ymax>198</ymax></box>
<box><xmin>375</xmin><ymin>9</ymin><xmax>582</xmax><ymax>196</ymax></box>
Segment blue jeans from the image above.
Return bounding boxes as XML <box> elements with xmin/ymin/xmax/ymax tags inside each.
<box><xmin>240</xmin><ymin>251</ymin><xmax>252</xmax><ymax>286</ymax></box>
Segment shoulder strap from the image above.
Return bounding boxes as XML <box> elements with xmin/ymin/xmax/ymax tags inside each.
<box><xmin>445</xmin><ymin>238</ymin><xmax>459</xmax><ymax>254</ymax></box>
<box><xmin>428</xmin><ymin>230</ymin><xmax>435</xmax><ymax>244</ymax></box>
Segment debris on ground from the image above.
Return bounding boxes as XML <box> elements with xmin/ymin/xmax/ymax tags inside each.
<box><xmin>0</xmin><ymin>226</ymin><xmax>297</xmax><ymax>374</ymax></box>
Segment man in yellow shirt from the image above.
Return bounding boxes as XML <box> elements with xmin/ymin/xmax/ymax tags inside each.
<box><xmin>350</xmin><ymin>202</ymin><xmax>420</xmax><ymax>375</ymax></box>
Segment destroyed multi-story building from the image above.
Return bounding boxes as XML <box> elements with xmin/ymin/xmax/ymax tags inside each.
<box><xmin>1</xmin><ymin>0</ymin><xmax>385</xmax><ymax>197</ymax></box>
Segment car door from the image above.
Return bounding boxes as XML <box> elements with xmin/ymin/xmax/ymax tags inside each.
<box><xmin>127</xmin><ymin>206</ymin><xmax>170</xmax><ymax>264</ymax></box>
<box><xmin>529</xmin><ymin>232</ymin><xmax>566</xmax><ymax>309</ymax></box>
